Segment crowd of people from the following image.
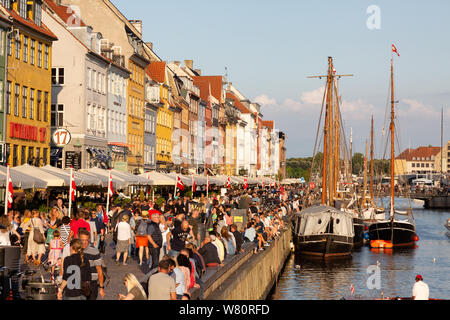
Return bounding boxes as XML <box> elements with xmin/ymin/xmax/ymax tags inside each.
<box><xmin>0</xmin><ymin>184</ymin><xmax>309</xmax><ymax>300</ymax></box>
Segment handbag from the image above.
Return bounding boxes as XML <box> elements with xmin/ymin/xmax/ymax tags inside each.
<box><xmin>32</xmin><ymin>220</ymin><xmax>45</xmax><ymax>244</ymax></box>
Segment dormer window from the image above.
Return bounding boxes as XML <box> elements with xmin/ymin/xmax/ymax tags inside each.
<box><xmin>19</xmin><ymin>0</ymin><xmax>27</xmax><ymax>18</ymax></box>
<box><xmin>2</xmin><ymin>0</ymin><xmax>11</xmax><ymax>10</ymax></box>
<box><xmin>34</xmin><ymin>1</ymin><xmax>42</xmax><ymax>27</ymax></box>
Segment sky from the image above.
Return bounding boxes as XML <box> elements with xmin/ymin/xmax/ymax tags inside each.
<box><xmin>112</xmin><ymin>0</ymin><xmax>450</xmax><ymax>158</ymax></box>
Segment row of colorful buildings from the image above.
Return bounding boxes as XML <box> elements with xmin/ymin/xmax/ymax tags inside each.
<box><xmin>0</xmin><ymin>0</ymin><xmax>287</xmax><ymax>179</ymax></box>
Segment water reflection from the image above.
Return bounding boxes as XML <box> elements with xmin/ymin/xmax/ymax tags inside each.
<box><xmin>272</xmin><ymin>203</ymin><xmax>450</xmax><ymax>300</ymax></box>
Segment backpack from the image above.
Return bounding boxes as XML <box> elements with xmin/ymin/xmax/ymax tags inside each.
<box><xmin>137</xmin><ymin>220</ymin><xmax>148</xmax><ymax>236</ymax></box>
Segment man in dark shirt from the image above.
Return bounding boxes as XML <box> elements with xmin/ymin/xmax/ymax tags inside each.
<box><xmin>79</xmin><ymin>229</ymin><xmax>105</xmax><ymax>300</ymax></box>
<box><xmin>167</xmin><ymin>220</ymin><xmax>194</xmax><ymax>258</ymax></box>
<box><xmin>198</xmin><ymin>235</ymin><xmax>222</xmax><ymax>267</ymax></box>
<box><xmin>147</xmin><ymin>212</ymin><xmax>163</xmax><ymax>270</ymax></box>
<box><xmin>188</xmin><ymin>209</ymin><xmax>202</xmax><ymax>247</ymax></box>
<box><xmin>230</xmin><ymin>224</ymin><xmax>244</xmax><ymax>253</ymax></box>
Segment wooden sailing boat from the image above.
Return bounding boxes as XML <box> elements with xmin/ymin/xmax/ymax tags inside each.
<box><xmin>292</xmin><ymin>57</ymin><xmax>355</xmax><ymax>258</ymax></box>
<box><xmin>362</xmin><ymin>116</ymin><xmax>386</xmax><ymax>221</ymax></box>
<box><xmin>367</xmin><ymin>47</ymin><xmax>419</xmax><ymax>248</ymax></box>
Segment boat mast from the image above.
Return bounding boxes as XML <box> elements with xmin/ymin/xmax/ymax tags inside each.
<box><xmin>363</xmin><ymin>140</ymin><xmax>368</xmax><ymax>207</ymax></box>
<box><xmin>370</xmin><ymin>116</ymin><xmax>374</xmax><ymax>202</ymax></box>
<box><xmin>334</xmin><ymin>77</ymin><xmax>340</xmax><ymax>200</ymax></box>
<box><xmin>390</xmin><ymin>57</ymin><xmax>395</xmax><ymax>219</ymax></box>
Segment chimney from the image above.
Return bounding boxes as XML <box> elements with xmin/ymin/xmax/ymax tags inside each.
<box><xmin>129</xmin><ymin>20</ymin><xmax>143</xmax><ymax>36</ymax></box>
<box><xmin>184</xmin><ymin>60</ymin><xmax>193</xmax><ymax>70</ymax></box>
<box><xmin>146</xmin><ymin>42</ymin><xmax>153</xmax><ymax>50</ymax></box>
<box><xmin>194</xmin><ymin>69</ymin><xmax>201</xmax><ymax>75</ymax></box>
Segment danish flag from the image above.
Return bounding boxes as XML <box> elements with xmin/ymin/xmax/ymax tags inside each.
<box><xmin>227</xmin><ymin>177</ymin><xmax>231</xmax><ymax>189</ymax></box>
<box><xmin>192</xmin><ymin>175</ymin><xmax>196</xmax><ymax>192</ymax></box>
<box><xmin>69</xmin><ymin>167</ymin><xmax>76</xmax><ymax>201</ymax></box>
<box><xmin>243</xmin><ymin>178</ymin><xmax>248</xmax><ymax>190</ymax></box>
<box><xmin>350</xmin><ymin>284</ymin><xmax>355</xmax><ymax>295</ymax></box>
<box><xmin>107</xmin><ymin>169</ymin><xmax>114</xmax><ymax>198</ymax></box>
<box><xmin>177</xmin><ymin>175</ymin><xmax>185</xmax><ymax>191</ymax></box>
<box><xmin>6</xmin><ymin>165</ymin><xmax>13</xmax><ymax>209</ymax></box>
<box><xmin>392</xmin><ymin>44</ymin><xmax>400</xmax><ymax>57</ymax></box>
<box><xmin>207</xmin><ymin>175</ymin><xmax>210</xmax><ymax>190</ymax></box>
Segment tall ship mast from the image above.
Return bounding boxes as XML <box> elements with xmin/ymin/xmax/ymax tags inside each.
<box><xmin>367</xmin><ymin>45</ymin><xmax>419</xmax><ymax>248</ymax></box>
<box><xmin>292</xmin><ymin>57</ymin><xmax>355</xmax><ymax>259</ymax></box>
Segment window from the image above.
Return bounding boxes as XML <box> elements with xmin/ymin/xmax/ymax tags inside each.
<box><xmin>412</xmin><ymin>163</ymin><xmax>415</xmax><ymax>168</ymax></box>
<box><xmin>7</xmin><ymin>33</ymin><xmax>11</xmax><ymax>56</ymax></box>
<box><xmin>87</xmin><ymin>68</ymin><xmax>91</xmax><ymax>89</ymax></box>
<box><xmin>21</xmin><ymin>146</ymin><xmax>26</xmax><ymax>165</ymax></box>
<box><xmin>19</xmin><ymin>0</ymin><xmax>27</xmax><ymax>18</ymax></box>
<box><xmin>12</xmin><ymin>145</ymin><xmax>18</xmax><ymax>167</ymax></box>
<box><xmin>29</xmin><ymin>89</ymin><xmax>34</xmax><ymax>119</ymax></box>
<box><xmin>37</xmin><ymin>42</ymin><xmax>42</xmax><ymax>67</ymax></box>
<box><xmin>28</xmin><ymin>147</ymin><xmax>34</xmax><ymax>165</ymax></box>
<box><xmin>43</xmin><ymin>148</ymin><xmax>48</xmax><ymax>166</ymax></box>
<box><xmin>93</xmin><ymin>70</ymin><xmax>97</xmax><ymax>91</ymax></box>
<box><xmin>44</xmin><ymin>92</ymin><xmax>48</xmax><ymax>122</ymax></box>
<box><xmin>14</xmin><ymin>84</ymin><xmax>19</xmax><ymax>117</ymax></box>
<box><xmin>44</xmin><ymin>45</ymin><xmax>49</xmax><ymax>69</ymax></box>
<box><xmin>22</xmin><ymin>86</ymin><xmax>27</xmax><ymax>118</ymax></box>
<box><xmin>15</xmin><ymin>34</ymin><xmax>20</xmax><ymax>60</ymax></box>
<box><xmin>36</xmin><ymin>90</ymin><xmax>42</xmax><ymax>121</ymax></box>
<box><xmin>52</xmin><ymin>68</ymin><xmax>64</xmax><ymax>85</ymax></box>
<box><xmin>30</xmin><ymin>40</ymin><xmax>35</xmax><ymax>65</ymax></box>
<box><xmin>23</xmin><ymin>36</ymin><xmax>28</xmax><ymax>62</ymax></box>
<box><xmin>6</xmin><ymin>81</ymin><xmax>11</xmax><ymax>114</ymax></box>
<box><xmin>34</xmin><ymin>2</ymin><xmax>42</xmax><ymax>27</ymax></box>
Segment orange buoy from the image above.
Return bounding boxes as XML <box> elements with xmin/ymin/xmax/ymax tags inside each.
<box><xmin>370</xmin><ymin>240</ymin><xmax>393</xmax><ymax>249</ymax></box>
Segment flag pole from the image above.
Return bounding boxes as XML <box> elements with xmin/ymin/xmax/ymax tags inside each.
<box><xmin>68</xmin><ymin>166</ymin><xmax>73</xmax><ymax>218</ymax></box>
<box><xmin>4</xmin><ymin>164</ymin><xmax>10</xmax><ymax>216</ymax></box>
<box><xmin>106</xmin><ymin>169</ymin><xmax>111</xmax><ymax>216</ymax></box>
<box><xmin>206</xmin><ymin>174</ymin><xmax>209</xmax><ymax>198</ymax></box>
<box><xmin>174</xmin><ymin>177</ymin><xmax>177</xmax><ymax>199</ymax></box>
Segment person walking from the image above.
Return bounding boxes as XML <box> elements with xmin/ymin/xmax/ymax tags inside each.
<box><xmin>21</xmin><ymin>210</ymin><xmax>46</xmax><ymax>266</ymax></box>
<box><xmin>57</xmin><ymin>239</ymin><xmax>91</xmax><ymax>300</ymax></box>
<box><xmin>147</xmin><ymin>211</ymin><xmax>163</xmax><ymax>270</ymax></box>
<box><xmin>115</xmin><ymin>215</ymin><xmax>131</xmax><ymax>265</ymax></box>
<box><xmin>135</xmin><ymin>211</ymin><xmax>150</xmax><ymax>266</ymax></box>
<box><xmin>412</xmin><ymin>274</ymin><xmax>430</xmax><ymax>300</ymax></box>
<box><xmin>78</xmin><ymin>229</ymin><xmax>105</xmax><ymax>300</ymax></box>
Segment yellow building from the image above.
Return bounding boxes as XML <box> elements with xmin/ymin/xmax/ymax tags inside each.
<box><xmin>148</xmin><ymin>61</ymin><xmax>173</xmax><ymax>170</ymax></box>
<box><xmin>127</xmin><ymin>56</ymin><xmax>148</xmax><ymax>174</ymax></box>
<box><xmin>3</xmin><ymin>1</ymin><xmax>57</xmax><ymax>167</ymax></box>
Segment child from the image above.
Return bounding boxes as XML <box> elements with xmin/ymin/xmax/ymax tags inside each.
<box><xmin>48</xmin><ymin>230</ymin><xmax>63</xmax><ymax>282</ymax></box>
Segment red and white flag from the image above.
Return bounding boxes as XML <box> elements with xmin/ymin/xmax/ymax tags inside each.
<box><xmin>207</xmin><ymin>174</ymin><xmax>210</xmax><ymax>191</ymax></box>
<box><xmin>69</xmin><ymin>167</ymin><xmax>76</xmax><ymax>202</ymax></box>
<box><xmin>350</xmin><ymin>284</ymin><xmax>355</xmax><ymax>295</ymax></box>
<box><xmin>227</xmin><ymin>177</ymin><xmax>231</xmax><ymax>189</ymax></box>
<box><xmin>107</xmin><ymin>169</ymin><xmax>114</xmax><ymax>198</ymax></box>
<box><xmin>6</xmin><ymin>165</ymin><xmax>13</xmax><ymax>209</ymax></box>
<box><xmin>281</xmin><ymin>185</ymin><xmax>284</xmax><ymax>195</ymax></box>
<box><xmin>243</xmin><ymin>178</ymin><xmax>248</xmax><ymax>190</ymax></box>
<box><xmin>262</xmin><ymin>181</ymin><xmax>265</xmax><ymax>188</ymax></box>
<box><xmin>177</xmin><ymin>175</ymin><xmax>185</xmax><ymax>191</ymax></box>
<box><xmin>392</xmin><ymin>44</ymin><xmax>400</xmax><ymax>57</ymax></box>
<box><xmin>192</xmin><ymin>175</ymin><xmax>196</xmax><ymax>192</ymax></box>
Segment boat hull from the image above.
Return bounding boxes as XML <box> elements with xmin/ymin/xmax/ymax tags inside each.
<box><xmin>353</xmin><ymin>217</ymin><xmax>365</xmax><ymax>247</ymax></box>
<box><xmin>367</xmin><ymin>220</ymin><xmax>417</xmax><ymax>247</ymax></box>
<box><xmin>294</xmin><ymin>234</ymin><xmax>354</xmax><ymax>258</ymax></box>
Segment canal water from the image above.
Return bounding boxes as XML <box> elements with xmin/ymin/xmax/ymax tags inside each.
<box><xmin>271</xmin><ymin>198</ymin><xmax>450</xmax><ymax>300</ymax></box>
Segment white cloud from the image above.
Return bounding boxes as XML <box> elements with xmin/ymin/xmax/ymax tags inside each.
<box><xmin>254</xmin><ymin>94</ymin><xmax>276</xmax><ymax>106</ymax></box>
<box><xmin>399</xmin><ymin>99</ymin><xmax>440</xmax><ymax>118</ymax></box>
<box><xmin>300</xmin><ymin>86</ymin><xmax>325</xmax><ymax>105</ymax></box>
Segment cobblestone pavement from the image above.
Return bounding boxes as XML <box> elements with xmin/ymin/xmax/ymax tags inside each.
<box><xmin>101</xmin><ymin>234</ymin><xmax>151</xmax><ymax>300</ymax></box>
<box><xmin>19</xmin><ymin>234</ymin><xmax>152</xmax><ymax>300</ymax></box>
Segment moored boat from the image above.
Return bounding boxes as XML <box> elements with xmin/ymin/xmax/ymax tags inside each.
<box><xmin>293</xmin><ymin>205</ymin><xmax>354</xmax><ymax>258</ymax></box>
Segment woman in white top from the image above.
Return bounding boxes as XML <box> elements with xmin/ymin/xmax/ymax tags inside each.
<box><xmin>0</xmin><ymin>215</ymin><xmax>13</xmax><ymax>246</ymax></box>
<box><xmin>115</xmin><ymin>215</ymin><xmax>131</xmax><ymax>265</ymax></box>
<box><xmin>20</xmin><ymin>210</ymin><xmax>46</xmax><ymax>266</ymax></box>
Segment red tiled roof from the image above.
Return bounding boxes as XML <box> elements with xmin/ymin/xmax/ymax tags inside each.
<box><xmin>5</xmin><ymin>4</ymin><xmax>57</xmax><ymax>41</ymax></box>
<box><xmin>44</xmin><ymin>0</ymin><xmax>86</xmax><ymax>27</ymax></box>
<box><xmin>262</xmin><ymin>120</ymin><xmax>274</xmax><ymax>129</ymax></box>
<box><xmin>193</xmin><ymin>76</ymin><xmax>223</xmax><ymax>103</ymax></box>
<box><xmin>147</xmin><ymin>62</ymin><xmax>166</xmax><ymax>84</ymax></box>
<box><xmin>397</xmin><ymin>146</ymin><xmax>440</xmax><ymax>161</ymax></box>
<box><xmin>226</xmin><ymin>91</ymin><xmax>251</xmax><ymax>114</ymax></box>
